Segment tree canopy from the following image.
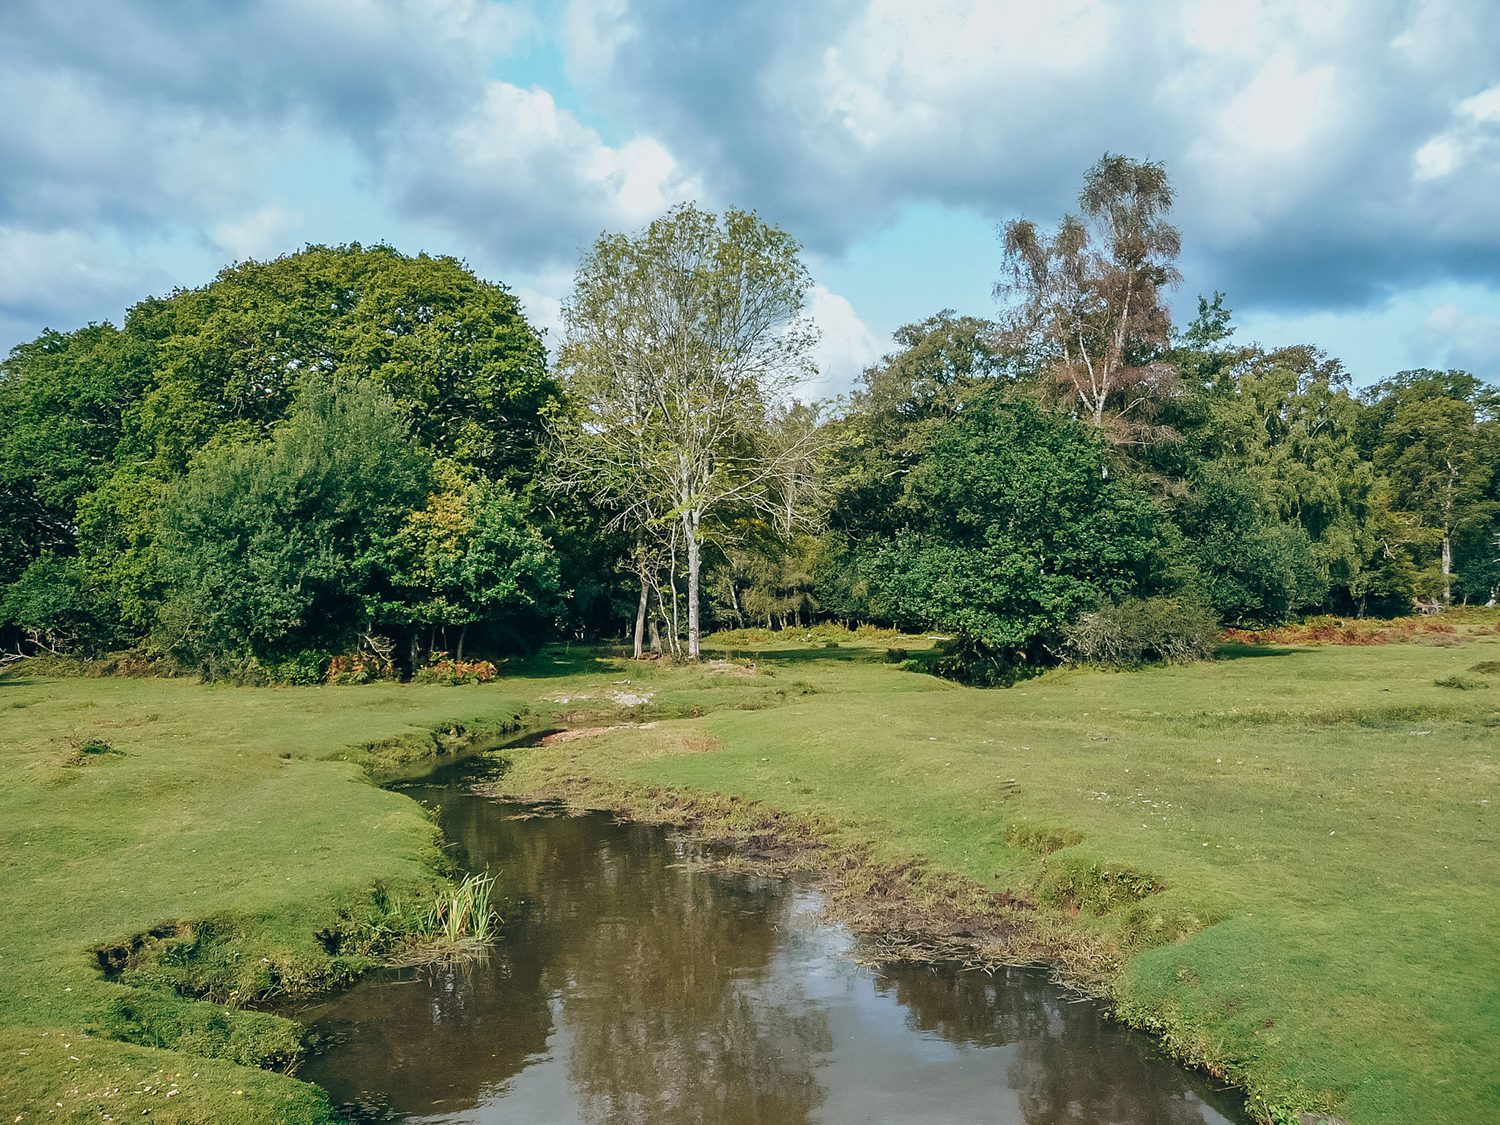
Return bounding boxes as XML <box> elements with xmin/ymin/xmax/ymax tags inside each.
<box><xmin>3</xmin><ymin>161</ymin><xmax>1497</xmax><ymax>682</ymax></box>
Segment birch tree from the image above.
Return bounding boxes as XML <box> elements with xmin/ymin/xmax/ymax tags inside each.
<box><xmin>552</xmin><ymin>204</ymin><xmax>818</xmax><ymax>659</ymax></box>
<box><xmin>998</xmin><ymin>154</ymin><xmax>1182</xmax><ymax>447</ymax></box>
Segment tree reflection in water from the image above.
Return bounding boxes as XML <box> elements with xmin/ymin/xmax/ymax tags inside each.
<box><xmin>298</xmin><ymin>774</ymin><xmax>1244</xmax><ymax>1125</ymax></box>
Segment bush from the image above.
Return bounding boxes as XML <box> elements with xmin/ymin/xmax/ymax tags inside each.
<box><xmin>413</xmin><ymin>656</ymin><xmax>499</xmax><ymax>685</ymax></box>
<box><xmin>266</xmin><ymin>651</ymin><xmax>330</xmax><ymax>685</ymax></box>
<box><xmin>325</xmin><ymin>652</ymin><xmax>396</xmax><ymax>685</ymax></box>
<box><xmin>932</xmin><ymin>637</ymin><xmax>1038</xmax><ymax>686</ymax></box>
<box><xmin>1065</xmin><ymin>596</ymin><xmax>1219</xmax><ymax>668</ymax></box>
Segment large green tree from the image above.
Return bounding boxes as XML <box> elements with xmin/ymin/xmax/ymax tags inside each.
<box><xmin>378</xmin><ymin>460</ymin><xmax>562</xmax><ymax>663</ymax></box>
<box><xmin>0</xmin><ymin>324</ymin><xmax>150</xmax><ymax>580</ymax></box>
<box><xmin>2</xmin><ymin>244</ymin><xmax>560</xmax><ymax>662</ymax></box>
<box><xmin>553</xmin><ymin>204</ymin><xmax>819</xmax><ymax>658</ymax></box>
<box><xmin>151</xmin><ymin>377</ymin><xmax>429</xmax><ymax>674</ymax></box>
<box><xmin>1361</xmin><ymin>370</ymin><xmax>1500</xmax><ymax>604</ymax></box>
<box><xmin>861</xmin><ymin>394</ymin><xmax>1179</xmax><ymax>680</ymax></box>
<box><xmin>132</xmin><ymin>244</ymin><xmax>553</xmax><ymax>479</ymax></box>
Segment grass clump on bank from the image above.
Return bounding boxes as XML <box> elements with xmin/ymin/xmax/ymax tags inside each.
<box><xmin>0</xmin><ymin>675</ymin><xmax>527</xmax><ymax>1123</ymax></box>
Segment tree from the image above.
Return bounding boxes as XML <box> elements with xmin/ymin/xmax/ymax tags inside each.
<box><xmin>1174</xmin><ymin>465</ymin><xmax>1324</xmax><ymax>625</ymax></box>
<box><xmin>133</xmin><ymin>244</ymin><xmax>554</xmax><ymax>481</ymax></box>
<box><xmin>152</xmin><ymin>376</ymin><xmax>429</xmax><ymax>673</ymax></box>
<box><xmin>554</xmin><ymin>203</ymin><xmax>819</xmax><ymax>659</ymax></box>
<box><xmin>997</xmin><ymin>154</ymin><xmax>1181</xmax><ymax>446</ymax></box>
<box><xmin>862</xmin><ymin>394</ymin><xmax>1178</xmax><ymax>680</ymax></box>
<box><xmin>1362</xmin><ymin>370</ymin><xmax>1500</xmax><ymax>604</ymax></box>
<box><xmin>1191</xmin><ymin>345</ymin><xmax>1378</xmax><ymax>607</ymax></box>
<box><xmin>0</xmin><ymin>323</ymin><xmax>150</xmax><ymax>580</ymax></box>
<box><xmin>825</xmin><ymin>310</ymin><xmax>1016</xmax><ymax>534</ymax></box>
<box><xmin>380</xmin><ymin>461</ymin><xmax>561</xmax><ymax>663</ymax></box>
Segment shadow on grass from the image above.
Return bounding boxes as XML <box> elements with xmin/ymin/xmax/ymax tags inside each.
<box><xmin>506</xmin><ymin>646</ymin><xmax>629</xmax><ymax>679</ymax></box>
<box><xmin>708</xmin><ymin>645</ymin><xmax>888</xmax><ymax>666</ymax></box>
<box><xmin>1214</xmin><ymin>642</ymin><xmax>1301</xmax><ymax>660</ymax></box>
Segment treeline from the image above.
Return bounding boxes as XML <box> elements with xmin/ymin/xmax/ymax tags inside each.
<box><xmin>0</xmin><ymin>246</ymin><xmax>596</xmax><ymax>680</ymax></box>
<box><xmin>2</xmin><ymin>159</ymin><xmax>1497</xmax><ymax>683</ymax></box>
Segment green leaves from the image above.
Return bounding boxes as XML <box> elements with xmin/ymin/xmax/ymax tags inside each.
<box><xmin>860</xmin><ymin>395</ymin><xmax>1177</xmax><ymax>672</ymax></box>
<box><xmin>152</xmin><ymin>377</ymin><xmax>430</xmax><ymax>669</ymax></box>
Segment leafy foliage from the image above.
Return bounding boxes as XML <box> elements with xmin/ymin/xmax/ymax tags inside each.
<box><xmin>151</xmin><ymin>376</ymin><xmax>429</xmax><ymax>672</ymax></box>
<box><xmin>859</xmin><ymin>396</ymin><xmax>1178</xmax><ymax>678</ymax></box>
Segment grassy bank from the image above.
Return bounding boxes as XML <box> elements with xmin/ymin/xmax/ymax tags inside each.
<box><xmin>0</xmin><ymin>676</ymin><xmax>528</xmax><ymax>1122</ymax></box>
<box><xmin>486</xmin><ymin>631</ymin><xmax>1500</xmax><ymax>1125</ymax></box>
<box><xmin>2</xmin><ymin>631</ymin><xmax>1497</xmax><ymax>1123</ymax></box>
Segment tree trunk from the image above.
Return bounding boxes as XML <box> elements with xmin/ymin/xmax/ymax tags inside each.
<box><xmin>648</xmin><ymin>617</ymin><xmax>662</xmax><ymax>654</ymax></box>
<box><xmin>727</xmin><ymin>577</ymin><xmax>743</xmax><ymax>627</ymax></box>
<box><xmin>684</xmin><ymin>511</ymin><xmax>701</xmax><ymax>659</ymax></box>
<box><xmin>1442</xmin><ymin>533</ymin><xmax>1453</xmax><ymax>605</ymax></box>
<box><xmin>633</xmin><ymin>571</ymin><xmax>648</xmax><ymax>659</ymax></box>
<box><xmin>456</xmin><ymin>624</ymin><xmax>467</xmax><ymax>662</ymax></box>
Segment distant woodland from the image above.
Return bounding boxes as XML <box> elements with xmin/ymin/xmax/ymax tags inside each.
<box><xmin>3</xmin><ymin>157</ymin><xmax>1497</xmax><ymax>683</ymax></box>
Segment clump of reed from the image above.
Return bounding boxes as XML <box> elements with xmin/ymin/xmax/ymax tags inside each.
<box><xmin>416</xmin><ymin>872</ymin><xmax>500</xmax><ymax>944</ymax></box>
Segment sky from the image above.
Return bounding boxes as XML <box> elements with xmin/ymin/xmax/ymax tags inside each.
<box><xmin>2</xmin><ymin>0</ymin><xmax>1499</xmax><ymax>397</ymax></box>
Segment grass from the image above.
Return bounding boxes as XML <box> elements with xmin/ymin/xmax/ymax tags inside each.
<box><xmin>417</xmin><ymin>872</ymin><xmax>500</xmax><ymax>946</ymax></box>
<box><xmin>2</xmin><ymin>625</ymin><xmax>1497</xmax><ymax>1123</ymax></box>
<box><xmin>0</xmin><ymin>676</ymin><xmax>530</xmax><ymax>1122</ymax></box>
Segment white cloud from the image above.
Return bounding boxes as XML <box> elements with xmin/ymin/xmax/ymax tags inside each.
<box><xmin>560</xmin><ymin>0</ymin><xmax>1500</xmax><ymax>308</ymax></box>
<box><xmin>211</xmin><ymin>204</ymin><xmax>303</xmax><ymax>263</ymax></box>
<box><xmin>386</xmin><ymin>80</ymin><xmax>700</xmax><ymax>269</ymax></box>
<box><xmin>0</xmin><ymin>225</ymin><xmax>152</xmax><ymax>327</ymax></box>
<box><xmin>1413</xmin><ymin>81</ymin><xmax>1500</xmax><ymax>182</ymax></box>
<box><xmin>1415</xmin><ymin>301</ymin><xmax>1500</xmax><ymax>378</ymax></box>
<box><xmin>803</xmin><ymin>283</ymin><xmax>881</xmax><ymax>400</ymax></box>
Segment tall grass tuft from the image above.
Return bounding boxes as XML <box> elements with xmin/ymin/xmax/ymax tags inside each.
<box><xmin>421</xmin><ymin>872</ymin><xmax>500</xmax><ymax>943</ymax></box>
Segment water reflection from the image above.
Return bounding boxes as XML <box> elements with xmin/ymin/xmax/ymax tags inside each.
<box><xmin>297</xmin><ymin>771</ymin><xmax>1245</xmax><ymax>1124</ymax></box>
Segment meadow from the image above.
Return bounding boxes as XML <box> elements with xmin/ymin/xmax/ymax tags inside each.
<box><xmin>1</xmin><ymin>626</ymin><xmax>1497</xmax><ymax>1123</ymax></box>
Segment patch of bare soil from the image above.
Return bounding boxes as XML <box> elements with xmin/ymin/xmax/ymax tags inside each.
<box><xmin>537</xmin><ymin>723</ymin><xmax>658</xmax><ymax>747</ymax></box>
<box><xmin>706</xmin><ymin>659</ymin><xmax>757</xmax><ymax>676</ymax></box>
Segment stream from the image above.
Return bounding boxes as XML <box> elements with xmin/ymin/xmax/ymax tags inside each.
<box><xmin>295</xmin><ymin>756</ymin><xmax>1248</xmax><ymax>1124</ymax></box>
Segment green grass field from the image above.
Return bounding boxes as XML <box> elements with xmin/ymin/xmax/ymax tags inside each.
<box><xmin>0</xmin><ymin>677</ymin><xmax>531</xmax><ymax>1122</ymax></box>
<box><xmin>2</xmin><ymin>632</ymin><xmax>1497</xmax><ymax>1122</ymax></box>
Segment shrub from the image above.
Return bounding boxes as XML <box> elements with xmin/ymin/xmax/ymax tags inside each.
<box><xmin>267</xmin><ymin>650</ymin><xmax>330</xmax><ymax>685</ymax></box>
<box><xmin>325</xmin><ymin>652</ymin><xmax>396</xmax><ymax>685</ymax></box>
<box><xmin>413</xmin><ymin>656</ymin><xmax>499</xmax><ymax>685</ymax></box>
<box><xmin>1065</xmin><ymin>596</ymin><xmax>1219</xmax><ymax>668</ymax></box>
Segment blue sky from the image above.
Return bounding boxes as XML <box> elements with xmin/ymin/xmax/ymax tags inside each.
<box><xmin>3</xmin><ymin>0</ymin><xmax>1499</xmax><ymax>396</ymax></box>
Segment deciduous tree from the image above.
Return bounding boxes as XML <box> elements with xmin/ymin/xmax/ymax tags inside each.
<box><xmin>998</xmin><ymin>154</ymin><xmax>1181</xmax><ymax>447</ymax></box>
<box><xmin>554</xmin><ymin>204</ymin><xmax>819</xmax><ymax>658</ymax></box>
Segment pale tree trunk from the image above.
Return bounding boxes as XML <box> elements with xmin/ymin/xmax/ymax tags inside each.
<box><xmin>1441</xmin><ymin>533</ymin><xmax>1453</xmax><ymax>605</ymax></box>
<box><xmin>727</xmin><ymin>577</ymin><xmax>743</xmax><ymax>627</ymax></box>
<box><xmin>684</xmin><ymin>510</ymin><xmax>702</xmax><ymax>659</ymax></box>
<box><xmin>633</xmin><ymin>572</ymin><xmax>648</xmax><ymax>659</ymax></box>
<box><xmin>1441</xmin><ymin>461</ymin><xmax>1457</xmax><ymax>605</ymax></box>
<box><xmin>456</xmin><ymin>624</ymin><xmax>467</xmax><ymax>662</ymax></box>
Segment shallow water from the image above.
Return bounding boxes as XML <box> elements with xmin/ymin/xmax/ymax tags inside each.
<box><xmin>297</xmin><ymin>762</ymin><xmax>1247</xmax><ymax>1124</ymax></box>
